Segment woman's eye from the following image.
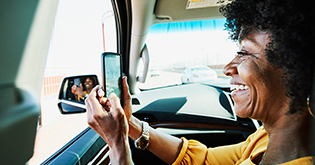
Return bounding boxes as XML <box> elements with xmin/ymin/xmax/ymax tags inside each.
<box><xmin>236</xmin><ymin>51</ymin><xmax>259</xmax><ymax>61</ymax></box>
<box><xmin>237</xmin><ymin>52</ymin><xmax>247</xmax><ymax>60</ymax></box>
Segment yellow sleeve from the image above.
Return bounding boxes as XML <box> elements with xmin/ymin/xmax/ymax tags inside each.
<box><xmin>172</xmin><ymin>138</ymin><xmax>208</xmax><ymax>165</ymax></box>
<box><xmin>172</xmin><ymin>127</ymin><xmax>267</xmax><ymax>165</ymax></box>
<box><xmin>77</xmin><ymin>91</ymin><xmax>88</xmax><ymax>101</ymax></box>
<box><xmin>205</xmin><ymin>141</ymin><xmax>247</xmax><ymax>164</ymax></box>
<box><xmin>172</xmin><ymin>138</ymin><xmax>246</xmax><ymax>165</ymax></box>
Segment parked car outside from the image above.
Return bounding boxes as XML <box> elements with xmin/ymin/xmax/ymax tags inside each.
<box><xmin>149</xmin><ymin>68</ymin><xmax>160</xmax><ymax>77</ymax></box>
<box><xmin>181</xmin><ymin>66</ymin><xmax>217</xmax><ymax>83</ymax></box>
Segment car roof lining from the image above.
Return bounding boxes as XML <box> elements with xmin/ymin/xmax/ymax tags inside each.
<box><xmin>154</xmin><ymin>0</ymin><xmax>224</xmax><ymax>23</ymax></box>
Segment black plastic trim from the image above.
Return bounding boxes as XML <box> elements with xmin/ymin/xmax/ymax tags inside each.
<box><xmin>111</xmin><ymin>0</ymin><xmax>132</xmax><ymax>77</ymax></box>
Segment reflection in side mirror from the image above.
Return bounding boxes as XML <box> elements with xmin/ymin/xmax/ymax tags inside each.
<box><xmin>58</xmin><ymin>75</ymin><xmax>99</xmax><ymax>114</ymax></box>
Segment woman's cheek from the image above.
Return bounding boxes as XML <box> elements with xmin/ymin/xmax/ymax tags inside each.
<box><xmin>235</xmin><ymin>61</ymin><xmax>259</xmax><ymax>118</ymax></box>
<box><xmin>237</xmin><ymin>62</ymin><xmax>251</xmax><ymax>80</ymax></box>
<box><xmin>238</xmin><ymin>59</ymin><xmax>261</xmax><ymax>82</ymax></box>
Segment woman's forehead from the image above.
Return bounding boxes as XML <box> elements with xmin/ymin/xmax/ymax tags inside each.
<box><xmin>238</xmin><ymin>31</ymin><xmax>270</xmax><ymax>50</ymax></box>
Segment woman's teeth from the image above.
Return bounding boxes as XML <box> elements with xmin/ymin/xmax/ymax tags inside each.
<box><xmin>230</xmin><ymin>85</ymin><xmax>249</xmax><ymax>91</ymax></box>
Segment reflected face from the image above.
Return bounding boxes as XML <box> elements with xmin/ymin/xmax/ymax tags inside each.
<box><xmin>84</xmin><ymin>78</ymin><xmax>94</xmax><ymax>90</ymax></box>
<box><xmin>223</xmin><ymin>30</ymin><xmax>287</xmax><ymax>122</ymax></box>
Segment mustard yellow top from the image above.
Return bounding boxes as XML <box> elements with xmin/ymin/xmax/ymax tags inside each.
<box><xmin>172</xmin><ymin>126</ymin><xmax>313</xmax><ymax>165</ymax></box>
<box><xmin>77</xmin><ymin>91</ymin><xmax>89</xmax><ymax>102</ymax></box>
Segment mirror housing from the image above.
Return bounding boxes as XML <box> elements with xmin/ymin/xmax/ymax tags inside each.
<box><xmin>58</xmin><ymin>74</ymin><xmax>99</xmax><ymax>114</ymax></box>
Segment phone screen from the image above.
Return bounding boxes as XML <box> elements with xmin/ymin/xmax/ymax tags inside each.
<box><xmin>102</xmin><ymin>53</ymin><xmax>123</xmax><ymax>102</ymax></box>
<box><xmin>74</xmin><ymin>78</ymin><xmax>80</xmax><ymax>87</ymax></box>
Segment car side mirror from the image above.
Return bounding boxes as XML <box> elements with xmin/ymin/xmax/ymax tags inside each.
<box><xmin>58</xmin><ymin>75</ymin><xmax>99</xmax><ymax>114</ymax></box>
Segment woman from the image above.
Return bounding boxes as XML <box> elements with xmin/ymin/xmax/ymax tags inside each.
<box><xmin>85</xmin><ymin>0</ymin><xmax>315</xmax><ymax>164</ymax></box>
<box><xmin>72</xmin><ymin>77</ymin><xmax>95</xmax><ymax>102</ymax></box>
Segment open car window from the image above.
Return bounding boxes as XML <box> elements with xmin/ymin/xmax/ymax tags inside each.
<box><xmin>29</xmin><ymin>0</ymin><xmax>109</xmax><ymax>164</ymax></box>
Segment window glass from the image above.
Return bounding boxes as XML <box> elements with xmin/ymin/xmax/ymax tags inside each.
<box><xmin>102</xmin><ymin>7</ymin><xmax>117</xmax><ymax>52</ymax></box>
<box><xmin>138</xmin><ymin>19</ymin><xmax>238</xmax><ymax>89</ymax></box>
<box><xmin>28</xmin><ymin>0</ymin><xmax>113</xmax><ymax>164</ymax></box>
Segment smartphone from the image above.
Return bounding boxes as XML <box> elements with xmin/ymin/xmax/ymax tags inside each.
<box><xmin>74</xmin><ymin>78</ymin><xmax>81</xmax><ymax>87</ymax></box>
<box><xmin>101</xmin><ymin>52</ymin><xmax>123</xmax><ymax>106</ymax></box>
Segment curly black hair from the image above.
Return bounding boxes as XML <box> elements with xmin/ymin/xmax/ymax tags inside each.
<box><xmin>219</xmin><ymin>0</ymin><xmax>315</xmax><ymax>113</ymax></box>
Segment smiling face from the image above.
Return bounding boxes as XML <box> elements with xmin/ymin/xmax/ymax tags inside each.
<box><xmin>223</xmin><ymin>30</ymin><xmax>289</xmax><ymax>122</ymax></box>
<box><xmin>84</xmin><ymin>77</ymin><xmax>94</xmax><ymax>91</ymax></box>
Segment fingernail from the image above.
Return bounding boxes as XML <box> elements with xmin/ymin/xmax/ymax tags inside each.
<box><xmin>110</xmin><ymin>93</ymin><xmax>117</xmax><ymax>98</ymax></box>
<box><xmin>98</xmin><ymin>88</ymin><xmax>105</xmax><ymax>96</ymax></box>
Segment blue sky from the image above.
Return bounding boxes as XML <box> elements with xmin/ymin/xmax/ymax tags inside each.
<box><xmin>149</xmin><ymin>19</ymin><xmax>227</xmax><ymax>33</ymax></box>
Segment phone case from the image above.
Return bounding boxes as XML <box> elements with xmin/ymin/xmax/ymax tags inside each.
<box><xmin>101</xmin><ymin>52</ymin><xmax>124</xmax><ymax>106</ymax></box>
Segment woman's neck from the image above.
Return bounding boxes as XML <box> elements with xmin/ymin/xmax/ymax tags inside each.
<box><xmin>261</xmin><ymin>112</ymin><xmax>314</xmax><ymax>164</ymax></box>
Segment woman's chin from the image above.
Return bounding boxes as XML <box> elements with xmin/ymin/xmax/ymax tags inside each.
<box><xmin>234</xmin><ymin>105</ymin><xmax>252</xmax><ymax>118</ymax></box>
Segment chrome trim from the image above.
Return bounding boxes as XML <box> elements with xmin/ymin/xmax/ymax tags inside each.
<box><xmin>88</xmin><ymin>144</ymin><xmax>109</xmax><ymax>165</ymax></box>
<box><xmin>157</xmin><ymin>128</ymin><xmax>225</xmax><ymax>135</ymax></box>
<box><xmin>58</xmin><ymin>99</ymin><xmax>86</xmax><ymax>109</ymax></box>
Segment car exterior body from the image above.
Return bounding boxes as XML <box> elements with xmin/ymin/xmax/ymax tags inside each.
<box><xmin>181</xmin><ymin>66</ymin><xmax>217</xmax><ymax>83</ymax></box>
<box><xmin>149</xmin><ymin>68</ymin><xmax>160</xmax><ymax>77</ymax></box>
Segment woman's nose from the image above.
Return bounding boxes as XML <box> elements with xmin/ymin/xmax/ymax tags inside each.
<box><xmin>223</xmin><ymin>59</ymin><xmax>238</xmax><ymax>76</ymax></box>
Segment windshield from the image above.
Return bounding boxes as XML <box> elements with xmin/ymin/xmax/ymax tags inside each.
<box><xmin>137</xmin><ymin>19</ymin><xmax>238</xmax><ymax>90</ymax></box>
<box><xmin>192</xmin><ymin>67</ymin><xmax>210</xmax><ymax>72</ymax></box>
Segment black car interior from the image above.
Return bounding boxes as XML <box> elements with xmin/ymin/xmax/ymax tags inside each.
<box><xmin>129</xmin><ymin>83</ymin><xmax>257</xmax><ymax>164</ymax></box>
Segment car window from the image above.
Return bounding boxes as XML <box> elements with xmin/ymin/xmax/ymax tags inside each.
<box><xmin>28</xmin><ymin>0</ymin><xmax>111</xmax><ymax>164</ymax></box>
<box><xmin>192</xmin><ymin>67</ymin><xmax>210</xmax><ymax>72</ymax></box>
<box><xmin>137</xmin><ymin>19</ymin><xmax>238</xmax><ymax>90</ymax></box>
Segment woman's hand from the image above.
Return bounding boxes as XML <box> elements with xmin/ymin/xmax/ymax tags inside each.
<box><xmin>85</xmin><ymin>83</ymin><xmax>132</xmax><ymax>164</ymax></box>
<box><xmin>71</xmin><ymin>83</ymin><xmax>85</xmax><ymax>97</ymax></box>
<box><xmin>121</xmin><ymin>76</ymin><xmax>132</xmax><ymax>122</ymax></box>
<box><xmin>85</xmin><ymin>76</ymin><xmax>182</xmax><ymax>164</ymax></box>
<box><xmin>85</xmin><ymin>85</ymin><xmax>128</xmax><ymax>145</ymax></box>
<box><xmin>120</xmin><ymin>77</ymin><xmax>143</xmax><ymax>139</ymax></box>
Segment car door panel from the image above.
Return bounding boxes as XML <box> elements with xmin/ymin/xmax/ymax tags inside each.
<box><xmin>41</xmin><ymin>128</ymin><xmax>107</xmax><ymax>165</ymax></box>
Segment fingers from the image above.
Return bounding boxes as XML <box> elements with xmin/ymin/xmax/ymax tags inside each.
<box><xmin>87</xmin><ymin>85</ymin><xmax>99</xmax><ymax>98</ymax></box>
<box><xmin>86</xmin><ymin>85</ymin><xmax>129</xmax><ymax>147</ymax></box>
<box><xmin>97</xmin><ymin>86</ymin><xmax>106</xmax><ymax>103</ymax></box>
<box><xmin>85</xmin><ymin>85</ymin><xmax>105</xmax><ymax>117</ymax></box>
<box><xmin>86</xmin><ymin>83</ymin><xmax>125</xmax><ymax>119</ymax></box>
<box><xmin>110</xmin><ymin>93</ymin><xmax>124</xmax><ymax>115</ymax></box>
<box><xmin>122</xmin><ymin>76</ymin><xmax>132</xmax><ymax>106</ymax></box>
<box><xmin>97</xmin><ymin>86</ymin><xmax>105</xmax><ymax>97</ymax></box>
<box><xmin>71</xmin><ymin>85</ymin><xmax>76</xmax><ymax>93</ymax></box>
<box><xmin>85</xmin><ymin>99</ymin><xmax>98</xmax><ymax>126</ymax></box>
<box><xmin>96</xmin><ymin>86</ymin><xmax>111</xmax><ymax>111</ymax></box>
